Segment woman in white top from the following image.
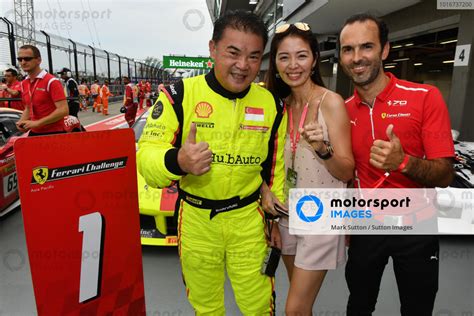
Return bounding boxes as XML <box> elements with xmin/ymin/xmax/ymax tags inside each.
<box><xmin>262</xmin><ymin>22</ymin><xmax>354</xmax><ymax>316</ymax></box>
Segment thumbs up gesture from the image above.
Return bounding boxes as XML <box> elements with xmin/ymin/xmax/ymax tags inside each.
<box><xmin>177</xmin><ymin>123</ymin><xmax>213</xmax><ymax>175</ymax></box>
<box><xmin>300</xmin><ymin>100</ymin><xmax>325</xmax><ymax>152</ymax></box>
<box><xmin>369</xmin><ymin>124</ymin><xmax>405</xmax><ymax>171</ymax></box>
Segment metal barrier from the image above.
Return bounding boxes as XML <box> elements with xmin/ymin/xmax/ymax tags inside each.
<box><xmin>0</xmin><ymin>96</ymin><xmax>83</xmax><ymax>109</ymax></box>
<box><xmin>0</xmin><ymin>17</ymin><xmax>168</xmax><ymax>86</ymax></box>
<box><xmin>0</xmin><ymin>95</ymin><xmax>126</xmax><ymax>109</ymax></box>
<box><xmin>0</xmin><ymin>97</ymin><xmax>22</xmax><ymax>109</ymax></box>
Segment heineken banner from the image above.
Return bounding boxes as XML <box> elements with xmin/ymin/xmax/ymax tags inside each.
<box><xmin>163</xmin><ymin>56</ymin><xmax>214</xmax><ymax>69</ymax></box>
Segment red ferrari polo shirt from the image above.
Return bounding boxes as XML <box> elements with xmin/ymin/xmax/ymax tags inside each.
<box><xmin>21</xmin><ymin>69</ymin><xmax>66</xmax><ymax>133</ymax></box>
<box><xmin>4</xmin><ymin>80</ymin><xmax>23</xmax><ymax>110</ymax></box>
<box><xmin>345</xmin><ymin>72</ymin><xmax>455</xmax><ymax>188</ymax></box>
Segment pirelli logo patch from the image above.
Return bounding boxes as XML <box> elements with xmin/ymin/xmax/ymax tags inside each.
<box><xmin>195</xmin><ymin>122</ymin><xmax>215</xmax><ymax>129</ymax></box>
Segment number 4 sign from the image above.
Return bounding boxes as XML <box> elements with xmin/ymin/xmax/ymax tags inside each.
<box><xmin>454</xmin><ymin>44</ymin><xmax>471</xmax><ymax>66</ymax></box>
<box><xmin>14</xmin><ymin>130</ymin><xmax>146</xmax><ymax>315</ymax></box>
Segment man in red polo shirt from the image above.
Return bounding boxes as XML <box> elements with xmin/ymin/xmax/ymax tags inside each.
<box><xmin>122</xmin><ymin>76</ymin><xmax>138</xmax><ymax>127</ymax></box>
<box><xmin>16</xmin><ymin>45</ymin><xmax>69</xmax><ymax>136</ymax></box>
<box><xmin>0</xmin><ymin>68</ymin><xmax>23</xmax><ymax>110</ymax></box>
<box><xmin>339</xmin><ymin>14</ymin><xmax>454</xmax><ymax>316</ymax></box>
<box><xmin>145</xmin><ymin>80</ymin><xmax>152</xmax><ymax>107</ymax></box>
<box><xmin>137</xmin><ymin>79</ymin><xmax>145</xmax><ymax>110</ymax></box>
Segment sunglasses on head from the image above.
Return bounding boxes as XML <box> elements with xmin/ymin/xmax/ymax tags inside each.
<box><xmin>17</xmin><ymin>57</ymin><xmax>35</xmax><ymax>62</ymax></box>
<box><xmin>275</xmin><ymin>22</ymin><xmax>311</xmax><ymax>34</ymax></box>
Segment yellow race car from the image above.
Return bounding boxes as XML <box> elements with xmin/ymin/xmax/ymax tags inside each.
<box><xmin>133</xmin><ymin>109</ymin><xmax>178</xmax><ymax>246</ymax></box>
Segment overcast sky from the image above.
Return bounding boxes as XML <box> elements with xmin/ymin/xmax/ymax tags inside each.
<box><xmin>1</xmin><ymin>0</ymin><xmax>214</xmax><ymax>62</ymax></box>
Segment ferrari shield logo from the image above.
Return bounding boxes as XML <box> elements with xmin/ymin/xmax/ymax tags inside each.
<box><xmin>381</xmin><ymin>112</ymin><xmax>387</xmax><ymax>119</ymax></box>
<box><xmin>33</xmin><ymin>167</ymin><xmax>49</xmax><ymax>185</ymax></box>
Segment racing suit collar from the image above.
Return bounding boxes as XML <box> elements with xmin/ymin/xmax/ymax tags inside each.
<box><xmin>205</xmin><ymin>69</ymin><xmax>251</xmax><ymax>99</ymax></box>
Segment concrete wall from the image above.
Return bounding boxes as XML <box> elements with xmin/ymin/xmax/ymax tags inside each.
<box><xmin>331</xmin><ymin>0</ymin><xmax>474</xmax><ymax>140</ymax></box>
<box><xmin>448</xmin><ymin>10</ymin><xmax>474</xmax><ymax>140</ymax></box>
<box><xmin>415</xmin><ymin>71</ymin><xmax>453</xmax><ymax>105</ymax></box>
<box><xmin>383</xmin><ymin>0</ymin><xmax>459</xmax><ymax>40</ymax></box>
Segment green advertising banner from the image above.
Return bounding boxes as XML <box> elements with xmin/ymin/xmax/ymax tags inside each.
<box><xmin>163</xmin><ymin>56</ymin><xmax>214</xmax><ymax>69</ymax></box>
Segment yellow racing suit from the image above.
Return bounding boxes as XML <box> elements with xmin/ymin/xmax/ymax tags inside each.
<box><xmin>137</xmin><ymin>70</ymin><xmax>286</xmax><ymax>315</ymax></box>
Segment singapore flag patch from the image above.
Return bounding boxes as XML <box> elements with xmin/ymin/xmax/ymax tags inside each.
<box><xmin>244</xmin><ymin>107</ymin><xmax>264</xmax><ymax>122</ymax></box>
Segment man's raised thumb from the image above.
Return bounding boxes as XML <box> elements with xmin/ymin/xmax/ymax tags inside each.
<box><xmin>386</xmin><ymin>124</ymin><xmax>398</xmax><ymax>142</ymax></box>
<box><xmin>187</xmin><ymin>122</ymin><xmax>197</xmax><ymax>144</ymax></box>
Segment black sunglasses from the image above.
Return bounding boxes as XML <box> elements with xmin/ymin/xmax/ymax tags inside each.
<box><xmin>17</xmin><ymin>57</ymin><xmax>36</xmax><ymax>62</ymax></box>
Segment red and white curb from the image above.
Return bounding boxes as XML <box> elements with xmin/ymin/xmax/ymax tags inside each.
<box><xmin>85</xmin><ymin>108</ymin><xmax>147</xmax><ymax>131</ymax></box>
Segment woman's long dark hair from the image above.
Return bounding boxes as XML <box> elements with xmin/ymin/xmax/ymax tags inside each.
<box><xmin>265</xmin><ymin>25</ymin><xmax>325</xmax><ymax>99</ymax></box>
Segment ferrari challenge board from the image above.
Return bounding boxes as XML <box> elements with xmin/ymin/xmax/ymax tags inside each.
<box><xmin>14</xmin><ymin>129</ymin><xmax>145</xmax><ymax>316</ymax></box>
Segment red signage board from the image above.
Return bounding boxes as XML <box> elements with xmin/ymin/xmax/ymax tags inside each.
<box><xmin>14</xmin><ymin>129</ymin><xmax>145</xmax><ymax>315</ymax></box>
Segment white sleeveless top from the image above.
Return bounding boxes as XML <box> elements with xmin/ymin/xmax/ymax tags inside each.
<box><xmin>284</xmin><ymin>91</ymin><xmax>346</xmax><ymax>189</ymax></box>
<box><xmin>279</xmin><ymin>91</ymin><xmax>347</xmax><ymax>270</ymax></box>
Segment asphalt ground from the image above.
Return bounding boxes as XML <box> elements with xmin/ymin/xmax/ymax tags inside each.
<box><xmin>76</xmin><ymin>99</ymin><xmax>126</xmax><ymax>127</ymax></box>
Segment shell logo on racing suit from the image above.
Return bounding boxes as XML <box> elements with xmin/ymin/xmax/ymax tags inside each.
<box><xmin>195</xmin><ymin>102</ymin><xmax>213</xmax><ymax>118</ymax></box>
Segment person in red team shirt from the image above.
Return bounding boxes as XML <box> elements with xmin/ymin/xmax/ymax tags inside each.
<box><xmin>0</xmin><ymin>68</ymin><xmax>23</xmax><ymax>110</ymax></box>
<box><xmin>137</xmin><ymin>79</ymin><xmax>145</xmax><ymax>110</ymax></box>
<box><xmin>16</xmin><ymin>45</ymin><xmax>69</xmax><ymax>136</ymax></box>
<box><xmin>123</xmin><ymin>76</ymin><xmax>138</xmax><ymax>127</ymax></box>
<box><xmin>145</xmin><ymin>80</ymin><xmax>152</xmax><ymax>107</ymax></box>
<box><xmin>0</xmin><ymin>78</ymin><xmax>6</xmax><ymax>107</ymax></box>
<box><xmin>338</xmin><ymin>14</ymin><xmax>455</xmax><ymax>316</ymax></box>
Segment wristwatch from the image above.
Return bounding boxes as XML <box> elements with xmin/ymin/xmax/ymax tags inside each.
<box><xmin>315</xmin><ymin>141</ymin><xmax>333</xmax><ymax>160</ymax></box>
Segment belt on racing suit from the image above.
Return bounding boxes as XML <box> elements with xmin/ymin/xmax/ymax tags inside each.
<box><xmin>178</xmin><ymin>187</ymin><xmax>261</xmax><ymax>219</ymax></box>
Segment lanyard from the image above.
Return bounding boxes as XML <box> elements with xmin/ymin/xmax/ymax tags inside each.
<box><xmin>28</xmin><ymin>78</ymin><xmax>40</xmax><ymax>103</ymax></box>
<box><xmin>372</xmin><ymin>171</ymin><xmax>390</xmax><ymax>189</ymax></box>
<box><xmin>288</xmin><ymin>103</ymin><xmax>309</xmax><ymax>167</ymax></box>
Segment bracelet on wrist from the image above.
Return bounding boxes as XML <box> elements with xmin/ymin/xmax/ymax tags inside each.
<box><xmin>315</xmin><ymin>141</ymin><xmax>333</xmax><ymax>160</ymax></box>
<box><xmin>397</xmin><ymin>154</ymin><xmax>410</xmax><ymax>172</ymax></box>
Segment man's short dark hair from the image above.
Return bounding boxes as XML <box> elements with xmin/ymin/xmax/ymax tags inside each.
<box><xmin>340</xmin><ymin>13</ymin><xmax>389</xmax><ymax>48</ymax></box>
<box><xmin>19</xmin><ymin>44</ymin><xmax>41</xmax><ymax>58</ymax></box>
<box><xmin>5</xmin><ymin>68</ymin><xmax>18</xmax><ymax>77</ymax></box>
<box><xmin>123</xmin><ymin>76</ymin><xmax>130</xmax><ymax>81</ymax></box>
<box><xmin>212</xmin><ymin>10</ymin><xmax>268</xmax><ymax>47</ymax></box>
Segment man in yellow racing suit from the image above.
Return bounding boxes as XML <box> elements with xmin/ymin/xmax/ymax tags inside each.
<box><xmin>137</xmin><ymin>10</ymin><xmax>286</xmax><ymax>315</ymax></box>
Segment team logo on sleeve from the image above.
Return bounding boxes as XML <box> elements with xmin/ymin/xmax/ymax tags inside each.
<box><xmin>195</xmin><ymin>102</ymin><xmax>213</xmax><ymax>118</ymax></box>
<box><xmin>151</xmin><ymin>101</ymin><xmax>164</xmax><ymax>119</ymax></box>
<box><xmin>33</xmin><ymin>167</ymin><xmax>49</xmax><ymax>185</ymax></box>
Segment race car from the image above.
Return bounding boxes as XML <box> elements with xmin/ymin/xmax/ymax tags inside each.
<box><xmin>133</xmin><ymin>109</ymin><xmax>178</xmax><ymax>246</ymax></box>
<box><xmin>0</xmin><ymin>108</ymin><xmax>25</xmax><ymax>217</ymax></box>
<box><xmin>0</xmin><ymin>108</ymin><xmax>86</xmax><ymax>218</ymax></box>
